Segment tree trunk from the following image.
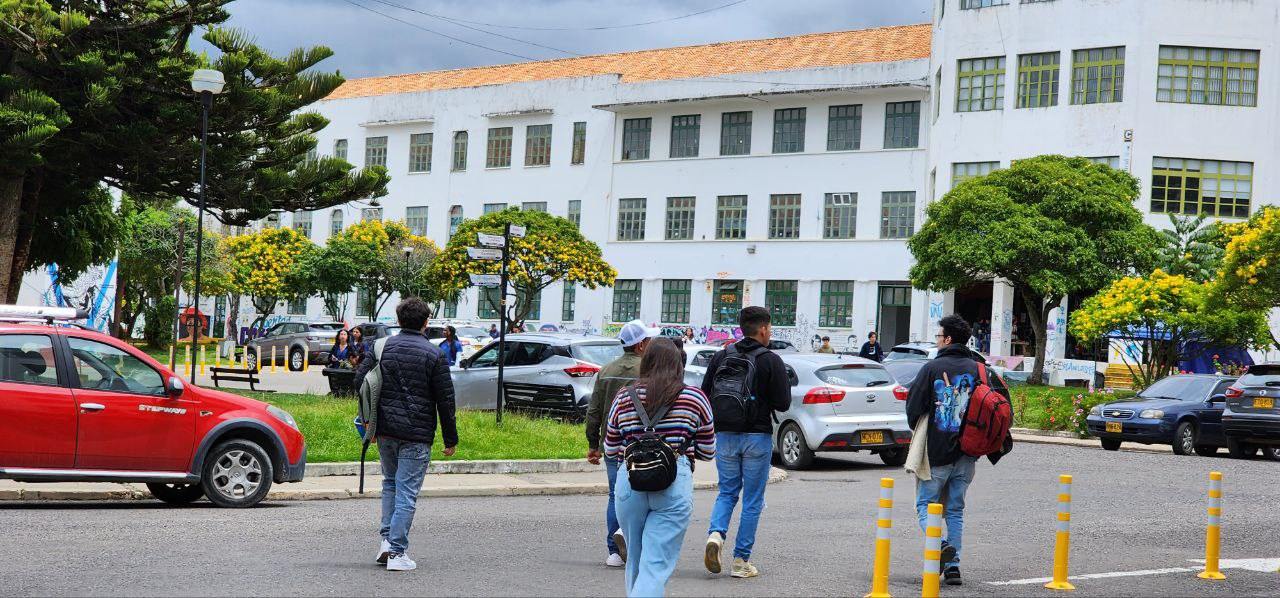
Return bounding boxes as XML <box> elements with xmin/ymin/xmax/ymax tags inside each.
<box><xmin>226</xmin><ymin>294</ymin><xmax>241</xmax><ymax>342</ymax></box>
<box><xmin>1020</xmin><ymin>290</ymin><xmax>1058</xmax><ymax>385</ymax></box>
<box><xmin>112</xmin><ymin>271</ymin><xmax>127</xmax><ymax>338</ymax></box>
<box><xmin>6</xmin><ymin>173</ymin><xmax>42</xmax><ymax>303</ymax></box>
<box><xmin>0</xmin><ymin>177</ymin><xmax>25</xmax><ymax>300</ymax></box>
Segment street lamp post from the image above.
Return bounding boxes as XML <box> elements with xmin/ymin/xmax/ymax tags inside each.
<box><xmin>189</xmin><ymin>69</ymin><xmax>225</xmax><ymax>384</ymax></box>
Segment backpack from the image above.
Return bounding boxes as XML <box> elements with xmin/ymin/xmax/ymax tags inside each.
<box><xmin>959</xmin><ymin>364</ymin><xmax>1013</xmax><ymax>458</ymax></box>
<box><xmin>622</xmin><ymin>386</ymin><xmax>693</xmax><ymax>492</ymax></box>
<box><xmin>355</xmin><ymin>337</ymin><xmax>389</xmax><ymax>494</ymax></box>
<box><xmin>708</xmin><ymin>344</ymin><xmax>768</xmax><ymax>432</ymax></box>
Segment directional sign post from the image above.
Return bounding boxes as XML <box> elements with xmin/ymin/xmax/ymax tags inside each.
<box><xmin>468</xmin><ymin>274</ymin><xmax>501</xmax><ymax>286</ymax></box>
<box><xmin>467</xmin><ymin>247</ymin><xmax>503</xmax><ymax>261</ymax></box>
<box><xmin>477</xmin><ymin>233</ymin><xmax>505</xmax><ymax>248</ymax></box>
<box><xmin>466</xmin><ymin>222</ymin><xmax>529</xmax><ymax>426</ymax></box>
<box><xmin>508</xmin><ymin>225</ymin><xmax>526</xmax><ymax>238</ymax></box>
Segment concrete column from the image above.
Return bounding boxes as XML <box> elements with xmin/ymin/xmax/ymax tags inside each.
<box><xmin>640</xmin><ymin>278</ymin><xmax>662</xmax><ymax>324</ymax></box>
<box><xmin>854</xmin><ymin>281</ymin><xmax>879</xmax><ymax>341</ymax></box>
<box><xmin>1045</xmin><ymin>295</ymin><xmax>1070</xmax><ymax>361</ymax></box>
<box><xmin>990</xmin><ymin>280</ymin><xmax>1015</xmax><ymax>357</ymax></box>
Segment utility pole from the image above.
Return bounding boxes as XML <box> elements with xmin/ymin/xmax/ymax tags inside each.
<box><xmin>170</xmin><ymin>219</ymin><xmax>185</xmax><ymax>371</ymax></box>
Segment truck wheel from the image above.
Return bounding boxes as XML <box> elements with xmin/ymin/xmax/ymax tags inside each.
<box><xmin>1172</xmin><ymin>421</ymin><xmax>1196</xmax><ymax>456</ymax></box>
<box><xmin>201</xmin><ymin>439</ymin><xmax>274</xmax><ymax>508</ymax></box>
<box><xmin>879</xmin><ymin>447</ymin><xmax>908</xmax><ymax>467</ymax></box>
<box><xmin>778</xmin><ymin>423</ymin><xmax>814</xmax><ymax>470</ymax></box>
<box><xmin>1101</xmin><ymin>438</ymin><xmax>1122</xmax><ymax>451</ymax></box>
<box><xmin>289</xmin><ymin>347</ymin><xmax>305</xmax><ymax>371</ymax></box>
<box><xmin>146</xmin><ymin>482</ymin><xmax>205</xmax><ymax>505</ymax></box>
<box><xmin>244</xmin><ymin>349</ymin><xmax>258</xmax><ymax>371</ymax></box>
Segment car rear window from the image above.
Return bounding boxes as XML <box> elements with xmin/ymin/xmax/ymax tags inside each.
<box><xmin>1240</xmin><ymin>365</ymin><xmax>1280</xmax><ymax>386</ymax></box>
<box><xmin>885</xmin><ymin>361</ymin><xmax>924</xmax><ymax>385</ymax></box>
<box><xmin>572</xmin><ymin>342</ymin><xmax>623</xmax><ymax>365</ymax></box>
<box><xmin>816</xmin><ymin>365</ymin><xmax>893</xmax><ymax>388</ymax></box>
<box><xmin>456</xmin><ymin>326</ymin><xmax>487</xmax><ymax>338</ymax></box>
<box><xmin>309</xmin><ymin>323</ymin><xmax>343</xmax><ymax>331</ymax></box>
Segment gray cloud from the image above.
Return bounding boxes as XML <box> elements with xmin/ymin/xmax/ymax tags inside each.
<box><xmin>211</xmin><ymin>0</ymin><xmax>931</xmax><ymax>79</ymax></box>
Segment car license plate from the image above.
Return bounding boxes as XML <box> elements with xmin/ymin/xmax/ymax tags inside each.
<box><xmin>860</xmin><ymin>431</ymin><xmax>885</xmax><ymax>445</ymax></box>
<box><xmin>1105</xmin><ymin>422</ymin><xmax>1123</xmax><ymax>433</ymax></box>
<box><xmin>1254</xmin><ymin>397</ymin><xmax>1275</xmax><ymax>409</ymax></box>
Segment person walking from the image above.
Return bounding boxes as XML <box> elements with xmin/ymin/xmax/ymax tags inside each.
<box><xmin>816</xmin><ymin>336</ymin><xmax>835</xmax><ymax>354</ymax></box>
<box><xmin>353</xmin><ymin>298</ymin><xmax>459</xmax><ymax>572</ymax></box>
<box><xmin>700</xmin><ymin>306</ymin><xmax>791</xmax><ymax>579</ymax></box>
<box><xmin>859</xmin><ymin>331</ymin><xmax>885</xmax><ymax>362</ymax></box>
<box><xmin>904</xmin><ymin>315</ymin><xmax>1012</xmax><ymax>586</ymax></box>
<box><xmin>438</xmin><ymin>325</ymin><xmax>464</xmax><ymax>366</ymax></box>
<box><xmin>604</xmin><ymin>338</ymin><xmax>716</xmax><ymax>597</ymax></box>
<box><xmin>586</xmin><ymin>319</ymin><xmax>659</xmax><ymax>567</ymax></box>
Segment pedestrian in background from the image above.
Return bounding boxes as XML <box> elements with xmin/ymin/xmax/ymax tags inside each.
<box><xmin>438</xmin><ymin>325</ymin><xmax>464</xmax><ymax>366</ymax></box>
<box><xmin>605</xmin><ymin>338</ymin><xmax>716</xmax><ymax>597</ymax></box>
<box><xmin>349</xmin><ymin>326</ymin><xmax>367</xmax><ymax>367</ymax></box>
<box><xmin>488</xmin><ymin>323</ymin><xmax>499</xmax><ymax>339</ymax></box>
<box><xmin>586</xmin><ymin>319</ymin><xmax>660</xmax><ymax>567</ymax></box>
<box><xmin>354</xmin><ymin>298</ymin><xmax>459</xmax><ymax>572</ymax></box>
<box><xmin>816</xmin><ymin>336</ymin><xmax>835</xmax><ymax>353</ymax></box>
<box><xmin>859</xmin><ymin>331</ymin><xmax>884</xmax><ymax>362</ymax></box>
<box><xmin>328</xmin><ymin>329</ymin><xmax>354</xmax><ymax>368</ymax></box>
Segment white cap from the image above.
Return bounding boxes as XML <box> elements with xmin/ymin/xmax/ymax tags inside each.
<box><xmin>618</xmin><ymin>319</ymin><xmax>660</xmax><ymax>347</ymax></box>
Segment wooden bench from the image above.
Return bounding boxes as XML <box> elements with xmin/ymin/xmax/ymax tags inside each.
<box><xmin>209</xmin><ymin>366</ymin><xmax>272</xmax><ymax>392</ymax></box>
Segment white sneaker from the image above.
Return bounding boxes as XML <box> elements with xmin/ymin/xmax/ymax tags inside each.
<box><xmin>612</xmin><ymin>530</ymin><xmax>627</xmax><ymax>562</ymax></box>
<box><xmin>605</xmin><ymin>553</ymin><xmax>625</xmax><ymax>568</ymax></box>
<box><xmin>376</xmin><ymin>539</ymin><xmax>391</xmax><ymax>564</ymax></box>
<box><xmin>704</xmin><ymin>532</ymin><xmax>724</xmax><ymax>574</ymax></box>
<box><xmin>386</xmin><ymin>553</ymin><xmax>417</xmax><ymax>571</ymax></box>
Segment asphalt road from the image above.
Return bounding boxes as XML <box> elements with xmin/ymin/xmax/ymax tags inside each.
<box><xmin>2</xmin><ymin>442</ymin><xmax>1278</xmax><ymax>597</ymax></box>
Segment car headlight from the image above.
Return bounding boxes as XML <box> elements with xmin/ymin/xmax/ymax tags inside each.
<box><xmin>1139</xmin><ymin>409</ymin><xmax>1164</xmax><ymax>419</ymax></box>
<box><xmin>1089</xmin><ymin>405</ymin><xmax>1102</xmax><ymax>416</ymax></box>
<box><xmin>267</xmin><ymin>405</ymin><xmax>299</xmax><ymax>430</ymax></box>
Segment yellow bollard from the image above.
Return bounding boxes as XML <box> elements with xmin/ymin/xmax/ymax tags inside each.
<box><xmin>215</xmin><ymin>345</ymin><xmax>221</xmax><ymax>369</ymax></box>
<box><xmin>184</xmin><ymin>345</ymin><xmax>191</xmax><ymax>369</ymax></box>
<box><xmin>1197</xmin><ymin>471</ymin><xmax>1226</xmax><ymax>580</ymax></box>
<box><xmin>303</xmin><ymin>347</ymin><xmax>309</xmax><ymax>371</ymax></box>
<box><xmin>866</xmin><ymin>477</ymin><xmax>895</xmax><ymax>598</ymax></box>
<box><xmin>270</xmin><ymin>345</ymin><xmax>278</xmax><ymax>373</ymax></box>
<box><xmin>199</xmin><ymin>344</ymin><xmax>206</xmax><ymax>375</ymax></box>
<box><xmin>921</xmin><ymin>503</ymin><xmax>943</xmax><ymax>598</ymax></box>
<box><xmin>1045</xmin><ymin>474</ymin><xmax>1075</xmax><ymax>591</ymax></box>
<box><xmin>169</xmin><ymin>345</ymin><xmax>175</xmax><ymax>366</ymax></box>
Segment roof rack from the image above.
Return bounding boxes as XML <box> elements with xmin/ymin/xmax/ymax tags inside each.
<box><xmin>0</xmin><ymin>305</ymin><xmax>88</xmax><ymax>325</ymax></box>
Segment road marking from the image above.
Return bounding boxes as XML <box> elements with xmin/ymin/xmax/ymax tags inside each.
<box><xmin>987</xmin><ymin>568</ymin><xmax>1196</xmax><ymax>586</ymax></box>
<box><xmin>1189</xmin><ymin>558</ymin><xmax>1280</xmax><ymax>573</ymax></box>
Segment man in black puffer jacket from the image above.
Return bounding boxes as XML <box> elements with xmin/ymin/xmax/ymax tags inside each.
<box><xmin>354</xmin><ymin>298</ymin><xmax>458</xmax><ymax>572</ymax></box>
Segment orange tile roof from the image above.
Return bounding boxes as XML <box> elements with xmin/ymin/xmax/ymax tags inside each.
<box><xmin>326</xmin><ymin>24</ymin><xmax>932</xmax><ymax>100</ymax></box>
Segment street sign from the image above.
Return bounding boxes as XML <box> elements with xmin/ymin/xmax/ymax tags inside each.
<box><xmin>469</xmin><ymin>274</ymin><xmax>501</xmax><ymax>286</ymax></box>
<box><xmin>508</xmin><ymin>225</ymin><xmax>526</xmax><ymax>238</ymax></box>
<box><xmin>467</xmin><ymin>247</ymin><xmax>503</xmax><ymax>260</ymax></box>
<box><xmin>478</xmin><ymin>233</ymin><xmax>505</xmax><ymax>247</ymax></box>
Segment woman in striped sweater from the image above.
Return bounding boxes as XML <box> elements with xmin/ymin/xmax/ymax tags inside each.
<box><xmin>604</xmin><ymin>337</ymin><xmax>715</xmax><ymax>597</ymax></box>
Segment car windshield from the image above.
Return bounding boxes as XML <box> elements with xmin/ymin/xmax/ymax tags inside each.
<box><xmin>815</xmin><ymin>365</ymin><xmax>893</xmax><ymax>388</ymax></box>
<box><xmin>456</xmin><ymin>326</ymin><xmax>488</xmax><ymax>338</ymax></box>
<box><xmin>1139</xmin><ymin>376</ymin><xmax>1214</xmax><ymax>401</ymax></box>
<box><xmin>885</xmin><ymin>361</ymin><xmax>925</xmax><ymax>386</ymax></box>
<box><xmin>309</xmin><ymin>323</ymin><xmax>343</xmax><ymax>331</ymax></box>
<box><xmin>884</xmin><ymin>348</ymin><xmax>923</xmax><ymax>362</ymax></box>
<box><xmin>1240</xmin><ymin>366</ymin><xmax>1280</xmax><ymax>387</ymax></box>
<box><xmin>572</xmin><ymin>342</ymin><xmax>624</xmax><ymax>365</ymax></box>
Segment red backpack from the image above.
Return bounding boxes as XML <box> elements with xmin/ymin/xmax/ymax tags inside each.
<box><xmin>959</xmin><ymin>364</ymin><xmax>1012</xmax><ymax>458</ymax></box>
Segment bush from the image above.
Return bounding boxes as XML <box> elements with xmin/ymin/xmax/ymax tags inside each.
<box><xmin>1012</xmin><ymin>386</ymin><xmax>1135</xmax><ymax>437</ymax></box>
<box><xmin>142</xmin><ymin>295</ymin><xmax>176</xmax><ymax>350</ymax></box>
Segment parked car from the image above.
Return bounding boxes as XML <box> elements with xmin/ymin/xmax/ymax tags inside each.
<box><xmin>705</xmin><ymin>337</ymin><xmax>798</xmax><ymax>352</ymax></box>
<box><xmin>452</xmin><ymin>333</ymin><xmax>624</xmax><ymax>419</ymax></box>
<box><xmin>884</xmin><ymin>358</ymin><xmax>928</xmax><ymax>389</ymax></box>
<box><xmin>682</xmin><ymin>344</ymin><xmax>721</xmax><ymax>387</ymax></box>
<box><xmin>246</xmin><ymin>321</ymin><xmax>343</xmax><ymax>371</ymax></box>
<box><xmin>0</xmin><ymin>311</ymin><xmax>306</xmax><ymax>507</ymax></box>
<box><xmin>427</xmin><ymin>322</ymin><xmax>490</xmax><ymax>360</ymax></box>
<box><xmin>1086</xmin><ymin>374</ymin><xmax>1238</xmax><ymax>455</ymax></box>
<box><xmin>884</xmin><ymin>342</ymin><xmax>938</xmax><ymax>362</ymax></box>
<box><xmin>1222</xmin><ymin>363</ymin><xmax>1280</xmax><ymax>460</ymax></box>
<box><xmin>771</xmin><ymin>354</ymin><xmax>910</xmax><ymax>470</ymax></box>
<box><xmin>353</xmin><ymin>322</ymin><xmax>399</xmax><ymax>344</ymax></box>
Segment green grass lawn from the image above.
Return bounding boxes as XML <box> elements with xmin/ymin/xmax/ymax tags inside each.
<box><xmin>225</xmin><ymin>391</ymin><xmax>587</xmax><ymax>463</ymax></box>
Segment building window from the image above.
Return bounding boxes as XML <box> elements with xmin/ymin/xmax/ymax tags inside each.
<box><xmin>934</xmin><ymin>68</ymin><xmax>942</xmax><ymax>121</ymax></box>
<box><xmin>772</xmin><ymin>108</ymin><xmax>806</xmax><ymax>153</ymax></box>
<box><xmin>448</xmin><ymin>205</ymin><xmax>463</xmax><ymax>239</ymax></box>
<box><xmin>483</xmin><ymin>203</ymin><xmax>507</xmax><ymax>214</ymax></box>
<box><xmin>884</xmin><ymin>101</ymin><xmax>921</xmax><ymax>148</ymax></box>
<box><xmin>720</xmin><ymin>111</ymin><xmax>752</xmax><ymax>156</ymax></box>
<box><xmin>408</xmin><ymin>132</ymin><xmax>432</xmax><ymax>173</ymax></box>
<box><xmin>960</xmin><ymin>0</ymin><xmax>1007</xmax><ymax>7</ymax></box>
<box><xmin>622</xmin><ymin>118</ymin><xmax>651</xmax><ymax>161</ymax></box>
<box><xmin>364</xmin><ymin>136</ymin><xmax>387</xmax><ymax>168</ymax></box>
<box><xmin>438</xmin><ymin>299</ymin><xmax>457</xmax><ymax>319</ymax></box>
<box><xmin>1086</xmin><ymin>156</ymin><xmax>1120</xmax><ymax>169</ymax></box>
<box><xmin>823</xmin><ymin>193</ymin><xmax>857</xmax><ymax>239</ymax></box>
<box><xmin>1017</xmin><ymin>52</ymin><xmax>1060</xmax><ymax>108</ymax></box>
<box><xmin>612</xmin><ymin>279</ymin><xmax>641</xmax><ymax>322</ymax></box>
<box><xmin>361</xmin><ymin>207</ymin><xmax>383</xmax><ymax>222</ymax></box>
<box><xmin>405</xmin><ymin>206</ymin><xmax>428</xmax><ymax>236</ymax></box>
<box><xmin>288</xmin><ymin>296</ymin><xmax>307</xmax><ymax>315</ymax></box>
<box><xmin>617</xmin><ymin>198</ymin><xmax>646</xmax><ymax>241</ymax></box>
<box><xmin>711</xmin><ymin>280</ymin><xmax>743</xmax><ymax>325</ymax></box>
<box><xmin>715</xmin><ymin>195</ymin><xmax>747</xmax><ymax>240</ymax></box>
<box><xmin>661</xmin><ymin>279</ymin><xmax>691</xmax><ymax>324</ymax></box>
<box><xmin>452</xmin><ymin>131</ymin><xmax>468</xmax><ymax>171</ymax></box>
<box><xmin>263</xmin><ymin>212</ymin><xmax>280</xmax><ymax>229</ymax></box>
<box><xmin>292</xmin><ymin>211</ymin><xmax>312</xmax><ymax>239</ymax></box>
<box><xmin>355</xmin><ymin>286</ymin><xmax>371</xmax><ymax>318</ymax></box>
<box><xmin>521</xmin><ymin>202</ymin><xmax>547</xmax><ymax>212</ymax></box>
<box><xmin>826</xmin><ymin>104</ymin><xmax>861</xmax><ymax>151</ymax></box>
<box><xmin>1157</xmin><ymin>46</ymin><xmax>1259</xmax><ymax>107</ymax></box>
<box><xmin>561</xmin><ymin>284</ymin><xmax>576</xmax><ymax>321</ymax></box>
<box><xmin>486</xmin><ymin>127</ymin><xmax>513</xmax><ymax>168</ymax></box>
<box><xmin>819</xmin><ymin>281</ymin><xmax>855</xmax><ymax>328</ymax></box>
<box><xmin>478</xmin><ymin>286</ymin><xmax>501</xmax><ymax>319</ymax></box>
<box><xmin>951</xmin><ymin>161</ymin><xmax>1000</xmax><ymax>188</ymax></box>
<box><xmin>880</xmin><ymin>191</ymin><xmax>916</xmax><ymax>239</ymax></box>
<box><xmin>1151</xmin><ymin>157</ymin><xmax>1252</xmax><ymax>218</ymax></box>
<box><xmin>518</xmin><ymin>287</ymin><xmax>541</xmax><ymax>320</ymax></box>
<box><xmin>567</xmin><ymin>200</ymin><xmax>581</xmax><ymax>229</ymax></box>
<box><xmin>768</xmin><ymin>194</ymin><xmax>801</xmax><ymax>239</ymax></box>
<box><xmin>524</xmin><ymin>124</ymin><xmax>552</xmax><ymax>166</ymax></box>
<box><xmin>665</xmin><ymin>196</ymin><xmax>696</xmax><ymax>240</ymax></box>
<box><xmin>334</xmin><ymin>139</ymin><xmax>348</xmax><ymax>161</ymax></box>
<box><xmin>1071</xmin><ymin>46</ymin><xmax>1125</xmax><ymax>105</ymax></box>
<box><xmin>956</xmin><ymin>57</ymin><xmax>1006</xmax><ymax>112</ymax></box>
<box><xmin>330</xmin><ymin>209</ymin><xmax>344</xmax><ymax>236</ymax></box>
<box><xmin>765</xmin><ymin>280</ymin><xmax>797</xmax><ymax>327</ymax></box>
<box><xmin>571</xmin><ymin>122</ymin><xmax>586</xmax><ymax>165</ymax></box>
<box><xmin>669</xmin><ymin>115</ymin><xmax>701</xmax><ymax>158</ymax></box>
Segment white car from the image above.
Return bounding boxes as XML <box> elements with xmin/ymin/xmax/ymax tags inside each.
<box><xmin>451</xmin><ymin>333</ymin><xmax>624</xmax><ymax>419</ymax></box>
<box><xmin>682</xmin><ymin>344</ymin><xmax>721</xmax><ymax>388</ymax></box>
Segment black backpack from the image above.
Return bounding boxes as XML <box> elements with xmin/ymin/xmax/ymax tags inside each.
<box><xmin>708</xmin><ymin>344</ymin><xmax>768</xmax><ymax>432</ymax></box>
<box><xmin>622</xmin><ymin>387</ymin><xmax>692</xmax><ymax>492</ymax></box>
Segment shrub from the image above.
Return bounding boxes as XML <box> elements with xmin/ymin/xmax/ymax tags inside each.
<box><xmin>1011</xmin><ymin>386</ymin><xmax>1135</xmax><ymax>437</ymax></box>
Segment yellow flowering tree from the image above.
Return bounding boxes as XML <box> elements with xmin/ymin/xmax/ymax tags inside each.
<box><xmin>329</xmin><ymin>220</ymin><xmax>444</xmax><ymax>321</ymax></box>
<box><xmin>432</xmin><ymin>208</ymin><xmax>616</xmax><ymax>327</ymax></box>
<box><xmin>1213</xmin><ymin>206</ymin><xmax>1280</xmax><ymax>350</ymax></box>
<box><xmin>224</xmin><ymin>227</ymin><xmax>317</xmax><ymax>329</ymax></box>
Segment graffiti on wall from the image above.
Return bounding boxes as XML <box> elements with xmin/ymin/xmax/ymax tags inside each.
<box><xmin>41</xmin><ymin>262</ymin><xmax>118</xmax><ymax>333</ymax></box>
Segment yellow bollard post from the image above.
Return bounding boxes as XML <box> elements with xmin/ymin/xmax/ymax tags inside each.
<box><xmin>866</xmin><ymin>477</ymin><xmax>895</xmax><ymax>598</ymax></box>
<box><xmin>270</xmin><ymin>345</ymin><xmax>277</xmax><ymax>373</ymax></box>
<box><xmin>199</xmin><ymin>344</ymin><xmax>206</xmax><ymax>375</ymax></box>
<box><xmin>168</xmin><ymin>345</ymin><xmax>175</xmax><ymax>369</ymax></box>
<box><xmin>1045</xmin><ymin>474</ymin><xmax>1075</xmax><ymax>591</ymax></box>
<box><xmin>215</xmin><ymin>345</ymin><xmax>221</xmax><ymax>369</ymax></box>
<box><xmin>921</xmin><ymin>503</ymin><xmax>943</xmax><ymax>598</ymax></box>
<box><xmin>1197</xmin><ymin>471</ymin><xmax>1226</xmax><ymax>580</ymax></box>
<box><xmin>303</xmin><ymin>347</ymin><xmax>309</xmax><ymax>371</ymax></box>
<box><xmin>184</xmin><ymin>345</ymin><xmax>191</xmax><ymax>370</ymax></box>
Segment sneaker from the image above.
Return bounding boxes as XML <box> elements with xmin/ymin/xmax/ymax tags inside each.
<box><xmin>386</xmin><ymin>553</ymin><xmax>417</xmax><ymax>572</ymax></box>
<box><xmin>943</xmin><ymin>566</ymin><xmax>962</xmax><ymax>586</ymax></box>
<box><xmin>612</xmin><ymin>530</ymin><xmax>627</xmax><ymax>562</ymax></box>
<box><xmin>731</xmin><ymin>557</ymin><xmax>759</xmax><ymax>579</ymax></box>
<box><xmin>375</xmin><ymin>539</ymin><xmax>391</xmax><ymax>564</ymax></box>
<box><xmin>605</xmin><ymin>553</ymin><xmax>625</xmax><ymax>568</ymax></box>
<box><xmin>940</xmin><ymin>541</ymin><xmax>957</xmax><ymax>568</ymax></box>
<box><xmin>704</xmin><ymin>532</ymin><xmax>724</xmax><ymax>574</ymax></box>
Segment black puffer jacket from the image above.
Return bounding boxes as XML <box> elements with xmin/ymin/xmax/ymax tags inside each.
<box><xmin>354</xmin><ymin>329</ymin><xmax>458</xmax><ymax>446</ymax></box>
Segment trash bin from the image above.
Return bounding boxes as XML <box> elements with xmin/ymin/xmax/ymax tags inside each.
<box><xmin>322</xmin><ymin>366</ymin><xmax>356</xmax><ymax>396</ymax></box>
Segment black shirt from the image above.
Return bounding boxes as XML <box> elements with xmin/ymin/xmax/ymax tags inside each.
<box><xmin>699</xmin><ymin>337</ymin><xmax>792</xmax><ymax>434</ymax></box>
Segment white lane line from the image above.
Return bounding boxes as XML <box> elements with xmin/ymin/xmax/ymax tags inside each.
<box><xmin>1189</xmin><ymin>558</ymin><xmax>1280</xmax><ymax>573</ymax></box>
<box><xmin>987</xmin><ymin>567</ymin><xmax>1197</xmax><ymax>586</ymax></box>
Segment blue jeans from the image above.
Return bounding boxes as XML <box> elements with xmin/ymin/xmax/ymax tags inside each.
<box><xmin>915</xmin><ymin>455</ymin><xmax>977</xmax><ymax>568</ymax></box>
<box><xmin>615</xmin><ymin>456</ymin><xmax>694</xmax><ymax>597</ymax></box>
<box><xmin>606</xmin><ymin>457</ymin><xmax>622</xmax><ymax>555</ymax></box>
<box><xmin>708</xmin><ymin>432</ymin><xmax>773</xmax><ymax>560</ymax></box>
<box><xmin>378</xmin><ymin>437</ymin><xmax>431</xmax><ymax>556</ymax></box>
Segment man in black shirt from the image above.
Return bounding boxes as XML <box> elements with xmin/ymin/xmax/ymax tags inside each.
<box><xmin>859</xmin><ymin>331</ymin><xmax>885</xmax><ymax>362</ymax></box>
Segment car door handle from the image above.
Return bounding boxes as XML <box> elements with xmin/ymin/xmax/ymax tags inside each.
<box><xmin>80</xmin><ymin>403</ymin><xmax>106</xmax><ymax>413</ymax></box>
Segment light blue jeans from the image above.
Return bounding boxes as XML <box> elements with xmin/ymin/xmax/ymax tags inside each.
<box><xmin>378</xmin><ymin>437</ymin><xmax>431</xmax><ymax>556</ymax></box>
<box><xmin>606</xmin><ymin>457</ymin><xmax>622</xmax><ymax>555</ymax></box>
<box><xmin>915</xmin><ymin>455</ymin><xmax>977</xmax><ymax>568</ymax></box>
<box><xmin>615</xmin><ymin>456</ymin><xmax>694</xmax><ymax>597</ymax></box>
<box><xmin>707</xmin><ymin>432</ymin><xmax>773</xmax><ymax>560</ymax></box>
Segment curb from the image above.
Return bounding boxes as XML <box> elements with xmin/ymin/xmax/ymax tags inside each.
<box><xmin>307</xmin><ymin>459</ymin><xmax>601</xmax><ymax>477</ymax></box>
<box><xmin>1012</xmin><ymin>429</ymin><xmax>1172</xmax><ymax>454</ymax></box>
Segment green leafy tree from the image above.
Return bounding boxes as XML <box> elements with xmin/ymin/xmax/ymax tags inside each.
<box><xmin>224</xmin><ymin>227</ymin><xmax>316</xmax><ymax>330</ymax></box>
<box><xmin>909</xmin><ymin>155</ymin><xmax>1160</xmax><ymax>384</ymax></box>
<box><xmin>1213</xmin><ymin>206</ymin><xmax>1280</xmax><ymax>350</ymax></box>
<box><xmin>330</xmin><ymin>220</ymin><xmax>445</xmax><ymax>321</ymax></box>
<box><xmin>295</xmin><ymin>240</ymin><xmax>362</xmax><ymax>322</ymax></box>
<box><xmin>1155</xmin><ymin>213</ymin><xmax>1224</xmax><ymax>282</ymax></box>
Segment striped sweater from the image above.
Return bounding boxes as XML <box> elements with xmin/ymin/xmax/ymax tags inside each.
<box><xmin>603</xmin><ymin>385</ymin><xmax>716</xmax><ymax>462</ymax></box>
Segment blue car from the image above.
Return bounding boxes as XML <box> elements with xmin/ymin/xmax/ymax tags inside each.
<box><xmin>1086</xmin><ymin>374</ymin><xmax>1238</xmax><ymax>456</ymax></box>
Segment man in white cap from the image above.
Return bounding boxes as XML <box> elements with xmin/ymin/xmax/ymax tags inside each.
<box><xmin>585</xmin><ymin>319</ymin><xmax>660</xmax><ymax>568</ymax></box>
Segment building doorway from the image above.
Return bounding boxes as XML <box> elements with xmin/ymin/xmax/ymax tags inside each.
<box><xmin>877</xmin><ymin>284</ymin><xmax>911</xmax><ymax>347</ymax></box>
<box><xmin>954</xmin><ymin>281</ymin><xmax>993</xmax><ymax>352</ymax></box>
